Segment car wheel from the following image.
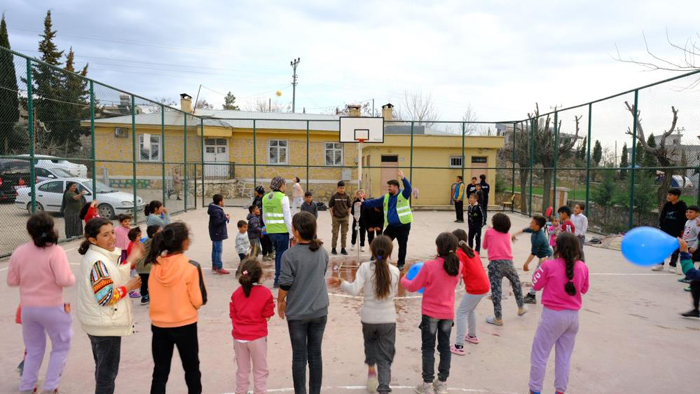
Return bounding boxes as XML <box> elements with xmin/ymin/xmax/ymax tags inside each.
<box><xmin>98</xmin><ymin>203</ymin><xmax>115</xmax><ymax>219</ymax></box>
<box><xmin>27</xmin><ymin>202</ymin><xmax>44</xmax><ymax>215</ymax></box>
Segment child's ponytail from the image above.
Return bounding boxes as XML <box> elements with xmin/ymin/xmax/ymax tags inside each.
<box><xmin>370</xmin><ymin>235</ymin><xmax>394</xmax><ymax>300</ymax></box>
<box><xmin>451</xmin><ymin>229</ymin><xmax>474</xmax><ymax>258</ymax></box>
<box><xmin>436</xmin><ymin>232</ymin><xmax>460</xmax><ymax>276</ymax></box>
<box><xmin>292</xmin><ymin>212</ymin><xmax>323</xmax><ymax>251</ymax></box>
<box><xmin>554</xmin><ymin>232</ymin><xmax>581</xmax><ymax>296</ymax></box>
<box><xmin>238</xmin><ymin>258</ymin><xmax>263</xmax><ymax>297</ymax></box>
<box><xmin>146</xmin><ymin>222</ymin><xmax>189</xmax><ymax>264</ymax></box>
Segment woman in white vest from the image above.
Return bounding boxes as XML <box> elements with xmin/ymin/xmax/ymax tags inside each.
<box><xmin>76</xmin><ymin>217</ymin><xmax>143</xmax><ymax>394</ymax></box>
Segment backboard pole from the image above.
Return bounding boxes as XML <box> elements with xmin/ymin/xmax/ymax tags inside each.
<box><xmin>358</xmin><ymin>141</ymin><xmax>363</xmax><ymax>191</ymax></box>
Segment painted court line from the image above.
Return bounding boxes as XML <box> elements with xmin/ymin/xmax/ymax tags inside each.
<box><xmin>223</xmin><ymin>386</ymin><xmax>519</xmax><ymax>393</ymax></box>
<box><xmin>329</xmin><ymin>292</ymin><xmax>423</xmax><ymax>300</ymax></box>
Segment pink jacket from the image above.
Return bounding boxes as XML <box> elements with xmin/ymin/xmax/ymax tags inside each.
<box><xmin>482</xmin><ymin>228</ymin><xmax>513</xmax><ymax>261</ymax></box>
<box><xmin>7</xmin><ymin>242</ymin><xmax>75</xmax><ymax>307</ymax></box>
<box><xmin>115</xmin><ymin>225</ymin><xmax>130</xmax><ymax>250</ymax></box>
<box><xmin>401</xmin><ymin>257</ymin><xmax>462</xmax><ymax>320</ymax></box>
<box><xmin>532</xmin><ymin>258</ymin><xmax>589</xmax><ymax>311</ymax></box>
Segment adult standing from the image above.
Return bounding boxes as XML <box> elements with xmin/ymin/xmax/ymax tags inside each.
<box><xmin>466</xmin><ymin>177</ymin><xmax>478</xmax><ymax>200</ymax></box>
<box><xmin>262</xmin><ymin>176</ymin><xmax>294</xmax><ymax>288</ymax></box>
<box><xmin>479</xmin><ymin>174</ymin><xmax>490</xmax><ymax>224</ymax></box>
<box><xmin>171</xmin><ymin>167</ymin><xmax>182</xmax><ymax>201</ymax></box>
<box><xmin>145</xmin><ymin>200</ymin><xmax>171</xmax><ymax>228</ymax></box>
<box><xmin>652</xmin><ymin>188</ymin><xmax>687</xmax><ymax>273</ymax></box>
<box><xmin>7</xmin><ymin>212</ymin><xmax>76</xmax><ymax>394</ymax></box>
<box><xmin>62</xmin><ymin>181</ymin><xmax>86</xmax><ymax>238</ymax></box>
<box><xmin>76</xmin><ymin>218</ymin><xmax>143</xmax><ymax>394</ymax></box>
<box><xmin>453</xmin><ymin>176</ymin><xmax>465</xmax><ymax>223</ymax></box>
<box><xmin>363</xmin><ymin>170</ymin><xmax>413</xmax><ymax>269</ymax></box>
<box><xmin>291</xmin><ymin>177</ymin><xmax>304</xmax><ymax>213</ymax></box>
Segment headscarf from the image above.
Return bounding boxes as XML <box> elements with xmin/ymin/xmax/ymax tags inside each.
<box><xmin>270</xmin><ymin>176</ymin><xmax>285</xmax><ymax>191</ymax></box>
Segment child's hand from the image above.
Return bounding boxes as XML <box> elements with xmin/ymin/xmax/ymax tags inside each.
<box><xmin>511</xmin><ymin>235</ymin><xmax>518</xmax><ymax>242</ymax></box>
<box><xmin>327</xmin><ymin>277</ymin><xmax>341</xmax><ymax>287</ymax></box>
<box><xmin>226</xmin><ymin>214</ymin><xmax>231</xmax><ymax>220</ymax></box>
<box><xmin>678</xmin><ymin>237</ymin><xmax>689</xmax><ymax>253</ymax></box>
<box><xmin>523</xmin><ymin>262</ymin><xmax>530</xmax><ymax>272</ymax></box>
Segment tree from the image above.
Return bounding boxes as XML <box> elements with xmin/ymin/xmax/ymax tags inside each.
<box><xmin>247</xmin><ymin>98</ymin><xmax>288</xmax><ymax>113</ymax></box>
<box><xmin>222</xmin><ymin>91</ymin><xmax>239</xmax><ymax>110</ymax></box>
<box><xmin>592</xmin><ymin>140</ymin><xmax>602</xmax><ymax>167</ymax></box>
<box><xmin>619</xmin><ymin>142</ymin><xmax>629</xmax><ymax>179</ymax></box>
<box><xmin>0</xmin><ymin>13</ymin><xmax>22</xmax><ymax>155</ymax></box>
<box><xmin>498</xmin><ymin>120</ymin><xmax>534</xmax><ymax>214</ymax></box>
<box><xmin>397</xmin><ymin>91</ymin><xmax>438</xmax><ymax>127</ymax></box>
<box><xmin>60</xmin><ymin>47</ymin><xmax>90</xmax><ymax>153</ymax></box>
<box><xmin>576</xmin><ymin>136</ymin><xmax>587</xmax><ymax>161</ymax></box>
<box><xmin>592</xmin><ymin>169</ymin><xmax>617</xmax><ymax>227</ymax></box>
<box><xmin>635</xmin><ymin>140</ymin><xmax>645</xmax><ymax>166</ymax></box>
<box><xmin>461</xmin><ymin>104</ymin><xmax>478</xmax><ymax>135</ymax></box>
<box><xmin>194</xmin><ymin>99</ymin><xmax>213</xmax><ymax>110</ymax></box>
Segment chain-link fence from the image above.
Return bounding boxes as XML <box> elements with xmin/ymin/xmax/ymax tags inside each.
<box><xmin>2</xmin><ymin>45</ymin><xmax>700</xmax><ymax>256</ymax></box>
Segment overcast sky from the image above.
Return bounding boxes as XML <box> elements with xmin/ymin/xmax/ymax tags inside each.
<box><xmin>3</xmin><ymin>0</ymin><xmax>700</xmax><ymax>148</ymax></box>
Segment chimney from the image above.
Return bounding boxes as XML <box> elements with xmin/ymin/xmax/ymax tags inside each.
<box><xmin>347</xmin><ymin>104</ymin><xmax>361</xmax><ymax>117</ymax></box>
<box><xmin>119</xmin><ymin>93</ymin><xmax>130</xmax><ymax>107</ymax></box>
<box><xmin>382</xmin><ymin>103</ymin><xmax>394</xmax><ymax>121</ymax></box>
<box><xmin>180</xmin><ymin>93</ymin><xmax>192</xmax><ymax>114</ymax></box>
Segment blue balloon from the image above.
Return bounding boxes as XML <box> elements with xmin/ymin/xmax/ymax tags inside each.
<box><xmin>405</xmin><ymin>261</ymin><xmax>425</xmax><ymax>294</ymax></box>
<box><xmin>621</xmin><ymin>227</ymin><xmax>679</xmax><ymax>266</ymax></box>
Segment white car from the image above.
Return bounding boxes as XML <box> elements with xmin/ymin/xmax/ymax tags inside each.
<box><xmin>18</xmin><ymin>154</ymin><xmax>88</xmax><ymax>178</ymax></box>
<box><xmin>15</xmin><ymin>177</ymin><xmax>144</xmax><ymax>219</ymax></box>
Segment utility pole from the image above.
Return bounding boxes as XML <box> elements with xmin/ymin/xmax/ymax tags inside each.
<box><xmin>290</xmin><ymin>57</ymin><xmax>300</xmax><ymax>113</ymax></box>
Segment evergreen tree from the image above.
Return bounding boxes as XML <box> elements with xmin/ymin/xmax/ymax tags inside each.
<box><xmin>635</xmin><ymin>140</ymin><xmax>645</xmax><ymax>166</ymax></box>
<box><xmin>619</xmin><ymin>142</ymin><xmax>629</xmax><ymax>179</ymax></box>
<box><xmin>592</xmin><ymin>140</ymin><xmax>602</xmax><ymax>167</ymax></box>
<box><xmin>642</xmin><ymin>133</ymin><xmax>658</xmax><ymax>176</ymax></box>
<box><xmin>592</xmin><ymin>169</ymin><xmax>617</xmax><ymax>226</ymax></box>
<box><xmin>0</xmin><ymin>13</ymin><xmax>22</xmax><ymax>154</ymax></box>
<box><xmin>60</xmin><ymin>47</ymin><xmax>90</xmax><ymax>151</ymax></box>
<box><xmin>578</xmin><ymin>136</ymin><xmax>587</xmax><ymax>160</ymax></box>
<box><xmin>222</xmin><ymin>91</ymin><xmax>239</xmax><ymax>110</ymax></box>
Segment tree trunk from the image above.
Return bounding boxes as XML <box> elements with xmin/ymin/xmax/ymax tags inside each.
<box><xmin>519</xmin><ymin>168</ymin><xmax>530</xmax><ymax>214</ymax></box>
<box><xmin>542</xmin><ymin>168</ymin><xmax>553</xmax><ymax>214</ymax></box>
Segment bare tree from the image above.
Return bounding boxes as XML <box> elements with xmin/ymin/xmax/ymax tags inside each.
<box><xmin>462</xmin><ymin>104</ymin><xmax>478</xmax><ymax>135</ymax></box>
<box><xmin>397</xmin><ymin>91</ymin><xmax>439</xmax><ymax>127</ymax></box>
<box><xmin>195</xmin><ymin>99</ymin><xmax>214</xmax><ymax>110</ymax></box>
<box><xmin>246</xmin><ymin>98</ymin><xmax>289</xmax><ymax>113</ymax></box>
<box><xmin>335</xmin><ymin>102</ymin><xmax>374</xmax><ymax>116</ymax></box>
<box><xmin>624</xmin><ymin>101</ymin><xmax>679</xmax><ymax>208</ymax></box>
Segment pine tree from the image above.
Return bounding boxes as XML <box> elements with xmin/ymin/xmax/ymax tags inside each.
<box><xmin>592</xmin><ymin>140</ymin><xmax>602</xmax><ymax>167</ymax></box>
<box><xmin>635</xmin><ymin>141</ymin><xmax>645</xmax><ymax>166</ymax></box>
<box><xmin>60</xmin><ymin>47</ymin><xmax>90</xmax><ymax>151</ymax></box>
<box><xmin>619</xmin><ymin>142</ymin><xmax>629</xmax><ymax>179</ymax></box>
<box><xmin>642</xmin><ymin>133</ymin><xmax>658</xmax><ymax>176</ymax></box>
<box><xmin>222</xmin><ymin>91</ymin><xmax>239</xmax><ymax>110</ymax></box>
<box><xmin>578</xmin><ymin>136</ymin><xmax>587</xmax><ymax>161</ymax></box>
<box><xmin>0</xmin><ymin>13</ymin><xmax>22</xmax><ymax>154</ymax></box>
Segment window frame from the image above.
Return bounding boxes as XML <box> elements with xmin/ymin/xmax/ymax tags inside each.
<box><xmin>324</xmin><ymin>142</ymin><xmax>344</xmax><ymax>167</ymax></box>
<box><xmin>138</xmin><ymin>134</ymin><xmax>162</xmax><ymax>162</ymax></box>
<box><xmin>268</xmin><ymin>139</ymin><xmax>288</xmax><ymax>165</ymax></box>
<box><xmin>449</xmin><ymin>156</ymin><xmax>463</xmax><ymax>168</ymax></box>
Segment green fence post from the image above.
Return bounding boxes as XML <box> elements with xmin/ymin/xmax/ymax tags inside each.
<box><xmin>161</xmin><ymin>106</ymin><xmax>166</xmax><ymax>204</ymax></box>
<box><xmin>184</xmin><ymin>113</ymin><xmax>188</xmax><ymax>212</ymax></box>
<box><xmin>553</xmin><ymin>111</ymin><xmax>559</xmax><ymax>208</ymax></box>
<box><xmin>461</xmin><ymin>122</ymin><xmax>466</xmax><ymax>181</ymax></box>
<box><xmin>409</xmin><ymin>121</ymin><xmax>414</xmax><ymax>185</ymax></box>
<box><xmin>90</xmin><ymin>81</ymin><xmax>96</xmax><ymax>193</ymax></box>
<box><xmin>629</xmin><ymin>90</ymin><xmax>639</xmax><ymax>229</ymax></box>
<box><xmin>529</xmin><ymin>118</ymin><xmax>535</xmax><ymax>216</ymax></box>
<box><xmin>200</xmin><ymin>117</ymin><xmax>204</xmax><ymax>208</ymax></box>
<box><xmin>253</xmin><ymin>119</ymin><xmax>257</xmax><ymax>188</ymax></box>
<box><xmin>27</xmin><ymin>59</ymin><xmax>35</xmax><ymax>213</ymax></box>
<box><xmin>131</xmin><ymin>95</ymin><xmax>137</xmax><ymax>221</ymax></box>
<box><xmin>306</xmin><ymin>121</ymin><xmax>310</xmax><ymax>191</ymax></box>
<box><xmin>512</xmin><ymin>122</ymin><xmax>516</xmax><ymax>212</ymax></box>
<box><xmin>585</xmin><ymin>104</ymin><xmax>592</xmax><ymax>213</ymax></box>
<box><xmin>697</xmin><ymin>165</ymin><xmax>700</xmax><ymax>206</ymax></box>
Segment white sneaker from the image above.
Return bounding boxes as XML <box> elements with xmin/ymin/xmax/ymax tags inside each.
<box><xmin>433</xmin><ymin>380</ymin><xmax>448</xmax><ymax>394</ymax></box>
<box><xmin>361</xmin><ymin>247</ymin><xmax>366</xmax><ymax>252</ymax></box>
<box><xmin>350</xmin><ymin>244</ymin><xmax>356</xmax><ymax>250</ymax></box>
<box><xmin>414</xmin><ymin>382</ymin><xmax>435</xmax><ymax>394</ymax></box>
<box><xmin>669</xmin><ymin>265</ymin><xmax>677</xmax><ymax>274</ymax></box>
<box><xmin>651</xmin><ymin>264</ymin><xmax>664</xmax><ymax>271</ymax></box>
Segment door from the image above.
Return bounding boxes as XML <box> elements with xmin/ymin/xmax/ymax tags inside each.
<box><xmin>470</xmin><ymin>156</ymin><xmax>488</xmax><ymax>181</ymax></box>
<box><xmin>204</xmin><ymin>138</ymin><xmax>230</xmax><ymax>178</ymax></box>
<box><xmin>38</xmin><ymin>180</ymin><xmax>65</xmax><ymax>211</ymax></box>
<box><xmin>380</xmin><ymin>155</ymin><xmax>399</xmax><ymax>195</ymax></box>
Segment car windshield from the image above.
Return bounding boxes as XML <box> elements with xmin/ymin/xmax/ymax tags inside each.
<box><xmin>51</xmin><ymin>168</ymin><xmax>74</xmax><ymax>177</ymax></box>
<box><xmin>94</xmin><ymin>181</ymin><xmax>116</xmax><ymax>193</ymax></box>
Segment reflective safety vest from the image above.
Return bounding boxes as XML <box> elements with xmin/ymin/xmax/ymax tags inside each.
<box><xmin>383</xmin><ymin>192</ymin><xmax>413</xmax><ymax>227</ymax></box>
<box><xmin>262</xmin><ymin>191</ymin><xmax>287</xmax><ymax>234</ymax></box>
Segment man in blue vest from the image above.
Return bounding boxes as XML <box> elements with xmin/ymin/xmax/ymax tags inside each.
<box><xmin>363</xmin><ymin>170</ymin><xmax>413</xmax><ymax>269</ymax></box>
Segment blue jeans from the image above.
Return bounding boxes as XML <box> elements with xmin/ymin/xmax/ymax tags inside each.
<box><xmin>288</xmin><ymin>315</ymin><xmax>327</xmax><ymax>394</ymax></box>
<box><xmin>268</xmin><ymin>233</ymin><xmax>289</xmax><ymax>285</ymax></box>
<box><xmin>420</xmin><ymin>315</ymin><xmax>453</xmax><ymax>383</ymax></box>
<box><xmin>211</xmin><ymin>241</ymin><xmax>223</xmax><ymax>270</ymax></box>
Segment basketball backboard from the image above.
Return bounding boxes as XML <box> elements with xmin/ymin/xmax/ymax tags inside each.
<box><xmin>339</xmin><ymin>116</ymin><xmax>384</xmax><ymax>143</ymax></box>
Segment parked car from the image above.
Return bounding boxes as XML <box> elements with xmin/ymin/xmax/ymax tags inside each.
<box><xmin>0</xmin><ymin>160</ymin><xmax>33</xmax><ymax>203</ymax></box>
<box><xmin>15</xmin><ymin>177</ymin><xmax>145</xmax><ymax>219</ymax></box>
<box><xmin>18</xmin><ymin>154</ymin><xmax>88</xmax><ymax>178</ymax></box>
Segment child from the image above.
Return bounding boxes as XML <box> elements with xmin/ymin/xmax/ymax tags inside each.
<box><xmin>247</xmin><ymin>205</ymin><xmax>263</xmax><ymax>257</ymax></box>
<box><xmin>329</xmin><ymin>235</ymin><xmax>400</xmax><ymax>393</ymax></box>
<box><xmin>475</xmin><ymin>183</ymin><xmax>484</xmax><ymax>212</ymax></box>
<box><xmin>328</xmin><ymin>180</ymin><xmax>352</xmax><ymax>255</ymax></box>
<box><xmin>230</xmin><ymin>258</ymin><xmax>275</xmax><ymax>394</ymax></box>
<box><xmin>208</xmin><ymin>194</ymin><xmax>231</xmax><ymax>275</ymax></box>
<box><xmin>483</xmin><ymin>213</ymin><xmax>527</xmax><ymax>326</ymax></box>
<box><xmin>528</xmin><ymin>232</ymin><xmax>589</xmax><ymax>394</ymax></box>
<box><xmin>351</xmin><ymin>189</ymin><xmax>367</xmax><ymax>252</ymax></box>
<box><xmin>653</xmin><ymin>188</ymin><xmax>688</xmax><ymax>272</ymax></box>
<box><xmin>557</xmin><ymin>206</ymin><xmax>576</xmax><ymax>235</ymax></box>
<box><xmin>114</xmin><ymin>213</ymin><xmax>132</xmax><ymax>263</ymax></box>
<box><xmin>512</xmin><ymin>215</ymin><xmax>553</xmax><ymax>304</ymax></box>
<box><xmin>681</xmin><ymin>206</ymin><xmax>700</xmax><ymax>269</ymax></box>
<box><xmin>548</xmin><ymin>218</ymin><xmax>560</xmax><ymax>249</ymax></box>
<box><xmin>236</xmin><ymin>220</ymin><xmax>251</xmax><ymax>264</ymax></box>
<box><xmin>136</xmin><ymin>224</ymin><xmax>161</xmax><ymax>305</ymax></box>
<box><xmin>362</xmin><ymin>205</ymin><xmax>384</xmax><ymax>249</ymax></box>
<box><xmin>678</xmin><ymin>238</ymin><xmax>700</xmax><ymax>318</ymax></box>
<box><xmin>278</xmin><ymin>211</ymin><xmax>330</xmax><ymax>394</ymax></box>
<box><xmin>126</xmin><ymin>227</ymin><xmax>142</xmax><ymax>299</ymax></box>
<box><xmin>80</xmin><ymin>200</ymin><xmax>100</xmax><ymax>223</ymax></box>
<box><xmin>450</xmin><ymin>229</ymin><xmax>489</xmax><ymax>355</ymax></box>
<box><xmin>402</xmin><ymin>232</ymin><xmax>462</xmax><ymax>394</ymax></box>
<box><xmin>146</xmin><ymin>222</ymin><xmax>207</xmax><ymax>393</ymax></box>
<box><xmin>571</xmin><ymin>203</ymin><xmax>588</xmax><ymax>261</ymax></box>
<box><xmin>467</xmin><ymin>193</ymin><xmax>484</xmax><ymax>253</ymax></box>
<box><xmin>300</xmin><ymin>191</ymin><xmax>318</xmax><ymax>218</ymax></box>
<box><xmin>253</xmin><ymin>186</ymin><xmax>274</xmax><ymax>261</ymax></box>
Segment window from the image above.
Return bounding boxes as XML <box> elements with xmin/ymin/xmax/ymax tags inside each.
<box><xmin>471</xmin><ymin>156</ymin><xmax>487</xmax><ymax>164</ymax></box>
<box><xmin>325</xmin><ymin>143</ymin><xmax>343</xmax><ymax>166</ymax></box>
<box><xmin>381</xmin><ymin>155</ymin><xmax>398</xmax><ymax>163</ymax></box>
<box><xmin>268</xmin><ymin>140</ymin><xmax>288</xmax><ymax>164</ymax></box>
<box><xmin>139</xmin><ymin>134</ymin><xmax>162</xmax><ymax>162</ymax></box>
<box><xmin>39</xmin><ymin>181</ymin><xmax>63</xmax><ymax>194</ymax></box>
<box><xmin>450</xmin><ymin>156</ymin><xmax>463</xmax><ymax>168</ymax></box>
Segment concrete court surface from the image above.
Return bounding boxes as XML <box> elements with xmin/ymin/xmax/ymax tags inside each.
<box><xmin>1</xmin><ymin>208</ymin><xmax>698</xmax><ymax>394</ymax></box>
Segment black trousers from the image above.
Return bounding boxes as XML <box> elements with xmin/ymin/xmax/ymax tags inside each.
<box><xmin>139</xmin><ymin>273</ymin><xmax>149</xmax><ymax>298</ymax></box>
<box><xmin>367</xmin><ymin>227</ymin><xmax>384</xmax><ymax>246</ymax></box>
<box><xmin>351</xmin><ymin>218</ymin><xmax>366</xmax><ymax>247</ymax></box>
<box><xmin>692</xmin><ymin>280</ymin><xmax>700</xmax><ymax>311</ymax></box>
<box><xmin>480</xmin><ymin>200</ymin><xmax>488</xmax><ymax>225</ymax></box>
<box><xmin>288</xmin><ymin>315</ymin><xmax>327</xmax><ymax>394</ymax></box>
<box><xmin>454</xmin><ymin>201</ymin><xmax>464</xmax><ymax>222</ymax></box>
<box><xmin>151</xmin><ymin>323</ymin><xmax>202</xmax><ymax>394</ymax></box>
<box><xmin>89</xmin><ymin>335</ymin><xmax>121</xmax><ymax>394</ymax></box>
<box><xmin>384</xmin><ymin>223</ymin><xmax>411</xmax><ymax>268</ymax></box>
<box><xmin>261</xmin><ymin>235</ymin><xmax>273</xmax><ymax>256</ymax></box>
<box><xmin>468</xmin><ymin>224</ymin><xmax>482</xmax><ymax>253</ymax></box>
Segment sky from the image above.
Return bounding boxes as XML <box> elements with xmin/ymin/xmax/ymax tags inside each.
<box><xmin>3</xmin><ymin>0</ymin><xmax>700</xmax><ymax>149</ymax></box>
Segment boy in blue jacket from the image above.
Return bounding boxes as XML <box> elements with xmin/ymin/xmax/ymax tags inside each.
<box><xmin>208</xmin><ymin>194</ymin><xmax>230</xmax><ymax>275</ymax></box>
<box><xmin>678</xmin><ymin>238</ymin><xmax>700</xmax><ymax>318</ymax></box>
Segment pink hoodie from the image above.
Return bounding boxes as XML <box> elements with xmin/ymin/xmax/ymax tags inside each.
<box><xmin>532</xmin><ymin>258</ymin><xmax>589</xmax><ymax>311</ymax></box>
<box><xmin>482</xmin><ymin>228</ymin><xmax>513</xmax><ymax>261</ymax></box>
<box><xmin>401</xmin><ymin>257</ymin><xmax>462</xmax><ymax>319</ymax></box>
<box><xmin>7</xmin><ymin>242</ymin><xmax>75</xmax><ymax>307</ymax></box>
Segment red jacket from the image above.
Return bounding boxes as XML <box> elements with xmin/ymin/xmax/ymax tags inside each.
<box><xmin>457</xmin><ymin>249</ymin><xmax>490</xmax><ymax>295</ymax></box>
<box><xmin>230</xmin><ymin>285</ymin><xmax>275</xmax><ymax>341</ymax></box>
<box><xmin>84</xmin><ymin>206</ymin><xmax>99</xmax><ymax>223</ymax></box>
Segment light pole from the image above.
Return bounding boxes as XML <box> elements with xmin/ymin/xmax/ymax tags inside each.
<box><xmin>290</xmin><ymin>57</ymin><xmax>300</xmax><ymax>113</ymax></box>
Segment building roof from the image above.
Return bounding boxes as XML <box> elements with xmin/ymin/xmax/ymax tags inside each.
<box><xmin>196</xmin><ymin>110</ymin><xmax>340</xmax><ymax>131</ymax></box>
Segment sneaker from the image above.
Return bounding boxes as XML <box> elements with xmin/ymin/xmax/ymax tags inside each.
<box><xmin>397</xmin><ymin>263</ymin><xmax>405</xmax><ymax>270</ymax></box>
<box><xmin>361</xmin><ymin>247</ymin><xmax>366</xmax><ymax>252</ymax></box>
<box><xmin>486</xmin><ymin>316</ymin><xmax>503</xmax><ymax>326</ymax></box>
<box><xmin>464</xmin><ymin>334</ymin><xmax>480</xmax><ymax>344</ymax></box>
<box><xmin>17</xmin><ymin>359</ymin><xmax>24</xmax><ymax>377</ymax></box>
<box><xmin>332</xmin><ymin>248</ymin><xmax>338</xmax><ymax>255</ymax></box>
<box><xmin>140</xmin><ymin>296</ymin><xmax>150</xmax><ymax>305</ymax></box>
<box><xmin>414</xmin><ymin>382</ymin><xmax>435</xmax><ymax>394</ymax></box>
<box><xmin>215</xmin><ymin>268</ymin><xmax>231</xmax><ymax>275</ymax></box>
<box><xmin>678</xmin><ymin>277</ymin><xmax>690</xmax><ymax>283</ymax></box>
<box><xmin>341</xmin><ymin>248</ymin><xmax>348</xmax><ymax>255</ymax></box>
<box><xmin>518</xmin><ymin>306</ymin><xmax>528</xmax><ymax>316</ymax></box>
<box><xmin>529</xmin><ymin>391</ymin><xmax>541</xmax><ymax>394</ymax></box>
<box><xmin>670</xmin><ymin>266</ymin><xmax>678</xmax><ymax>274</ymax></box>
<box><xmin>684</xmin><ymin>286</ymin><xmax>691</xmax><ymax>292</ymax></box>
<box><xmin>350</xmin><ymin>244</ymin><xmax>356</xmax><ymax>251</ymax></box>
<box><xmin>433</xmin><ymin>380</ymin><xmax>448</xmax><ymax>394</ymax></box>
<box><xmin>524</xmin><ymin>293</ymin><xmax>537</xmax><ymax>304</ymax></box>
<box><xmin>367</xmin><ymin>371</ymin><xmax>378</xmax><ymax>393</ymax></box>
<box><xmin>450</xmin><ymin>344</ymin><xmax>466</xmax><ymax>356</ymax></box>
<box><xmin>129</xmin><ymin>291</ymin><xmax>141</xmax><ymax>298</ymax></box>
<box><xmin>651</xmin><ymin>264</ymin><xmax>664</xmax><ymax>271</ymax></box>
<box><xmin>680</xmin><ymin>309</ymin><xmax>700</xmax><ymax>318</ymax></box>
